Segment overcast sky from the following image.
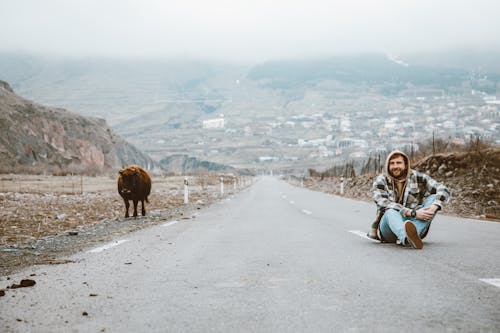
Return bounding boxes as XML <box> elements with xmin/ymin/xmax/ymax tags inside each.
<box><xmin>0</xmin><ymin>0</ymin><xmax>499</xmax><ymax>62</ymax></box>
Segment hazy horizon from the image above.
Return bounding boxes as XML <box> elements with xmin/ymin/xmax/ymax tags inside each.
<box><xmin>1</xmin><ymin>0</ymin><xmax>500</xmax><ymax>63</ymax></box>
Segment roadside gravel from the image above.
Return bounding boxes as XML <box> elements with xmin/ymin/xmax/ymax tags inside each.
<box><xmin>0</xmin><ymin>174</ymin><xmax>238</xmax><ymax>277</ymax></box>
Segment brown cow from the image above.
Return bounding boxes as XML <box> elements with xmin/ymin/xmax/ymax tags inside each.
<box><xmin>117</xmin><ymin>165</ymin><xmax>151</xmax><ymax>218</ymax></box>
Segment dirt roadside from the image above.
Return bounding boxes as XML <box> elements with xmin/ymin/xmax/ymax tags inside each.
<box><xmin>0</xmin><ymin>174</ymin><xmax>246</xmax><ymax>277</ymax></box>
<box><xmin>290</xmin><ymin>148</ymin><xmax>500</xmax><ymax>222</ymax></box>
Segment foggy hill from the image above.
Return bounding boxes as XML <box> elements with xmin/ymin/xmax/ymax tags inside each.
<box><xmin>0</xmin><ymin>80</ymin><xmax>153</xmax><ymax>175</ymax></box>
<box><xmin>247</xmin><ymin>54</ymin><xmax>479</xmax><ymax>92</ymax></box>
<box><xmin>0</xmin><ymin>54</ymin><xmax>240</xmax><ymax>126</ymax></box>
<box><xmin>1</xmin><ymin>52</ymin><xmax>498</xmax><ymax>171</ymax></box>
<box><xmin>3</xmin><ymin>52</ymin><xmax>498</xmax><ymax>127</ymax></box>
<box><xmin>403</xmin><ymin>49</ymin><xmax>500</xmax><ymax>75</ymax></box>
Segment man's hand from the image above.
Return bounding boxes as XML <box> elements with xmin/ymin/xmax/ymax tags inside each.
<box><xmin>416</xmin><ymin>205</ymin><xmax>439</xmax><ymax>221</ymax></box>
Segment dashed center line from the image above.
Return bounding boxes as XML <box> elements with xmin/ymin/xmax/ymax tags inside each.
<box><xmin>301</xmin><ymin>209</ymin><xmax>312</xmax><ymax>215</ymax></box>
<box><xmin>88</xmin><ymin>240</ymin><xmax>129</xmax><ymax>253</ymax></box>
<box><xmin>480</xmin><ymin>279</ymin><xmax>500</xmax><ymax>289</ymax></box>
<box><xmin>289</xmin><ymin>201</ymin><xmax>295</xmax><ymax>204</ymax></box>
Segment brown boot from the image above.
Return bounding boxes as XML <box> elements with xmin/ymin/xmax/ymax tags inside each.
<box><xmin>367</xmin><ymin>228</ymin><xmax>380</xmax><ymax>240</ymax></box>
<box><xmin>404</xmin><ymin>220</ymin><xmax>423</xmax><ymax>249</ymax></box>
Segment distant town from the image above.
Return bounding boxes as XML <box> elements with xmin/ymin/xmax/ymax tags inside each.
<box><xmin>147</xmin><ymin>90</ymin><xmax>499</xmax><ymax>173</ymax></box>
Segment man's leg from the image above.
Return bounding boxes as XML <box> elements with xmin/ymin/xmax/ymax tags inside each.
<box><xmin>409</xmin><ymin>195</ymin><xmax>437</xmax><ymax>238</ymax></box>
<box><xmin>367</xmin><ymin>210</ymin><xmax>384</xmax><ymax>240</ymax></box>
<box><xmin>404</xmin><ymin>221</ymin><xmax>423</xmax><ymax>249</ymax></box>
<box><xmin>379</xmin><ymin>209</ymin><xmax>406</xmax><ymax>243</ymax></box>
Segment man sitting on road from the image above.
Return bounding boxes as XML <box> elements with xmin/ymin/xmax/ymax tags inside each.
<box><xmin>368</xmin><ymin>150</ymin><xmax>451</xmax><ymax>249</ymax></box>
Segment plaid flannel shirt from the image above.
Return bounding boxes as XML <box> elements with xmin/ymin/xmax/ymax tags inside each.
<box><xmin>372</xmin><ymin>170</ymin><xmax>451</xmax><ymax>216</ymax></box>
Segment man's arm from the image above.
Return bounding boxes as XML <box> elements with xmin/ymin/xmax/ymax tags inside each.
<box><xmin>421</xmin><ymin>172</ymin><xmax>451</xmax><ymax>209</ymax></box>
<box><xmin>405</xmin><ymin>171</ymin><xmax>451</xmax><ymax>220</ymax></box>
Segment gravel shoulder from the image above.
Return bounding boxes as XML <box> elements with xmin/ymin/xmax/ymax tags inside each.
<box><xmin>0</xmin><ymin>174</ymin><xmax>243</xmax><ymax>277</ymax></box>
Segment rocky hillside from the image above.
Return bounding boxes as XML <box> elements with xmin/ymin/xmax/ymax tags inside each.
<box><xmin>297</xmin><ymin>148</ymin><xmax>500</xmax><ymax>220</ymax></box>
<box><xmin>159</xmin><ymin>154</ymin><xmax>242</xmax><ymax>175</ymax></box>
<box><xmin>0</xmin><ymin>80</ymin><xmax>153</xmax><ymax>175</ymax></box>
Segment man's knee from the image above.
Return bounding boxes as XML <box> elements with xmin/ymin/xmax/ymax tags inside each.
<box><xmin>383</xmin><ymin>209</ymin><xmax>400</xmax><ymax>219</ymax></box>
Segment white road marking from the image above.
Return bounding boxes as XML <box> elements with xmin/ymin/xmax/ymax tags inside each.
<box><xmin>289</xmin><ymin>201</ymin><xmax>295</xmax><ymax>204</ymax></box>
<box><xmin>162</xmin><ymin>220</ymin><xmax>179</xmax><ymax>227</ymax></box>
<box><xmin>88</xmin><ymin>240</ymin><xmax>129</xmax><ymax>253</ymax></box>
<box><xmin>302</xmin><ymin>209</ymin><xmax>312</xmax><ymax>215</ymax></box>
<box><xmin>282</xmin><ymin>195</ymin><xmax>287</xmax><ymax>199</ymax></box>
<box><xmin>349</xmin><ymin>230</ymin><xmax>380</xmax><ymax>242</ymax></box>
<box><xmin>480</xmin><ymin>279</ymin><xmax>500</xmax><ymax>289</ymax></box>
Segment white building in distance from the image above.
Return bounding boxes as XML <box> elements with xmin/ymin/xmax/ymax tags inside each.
<box><xmin>203</xmin><ymin>118</ymin><xmax>225</xmax><ymax>129</ymax></box>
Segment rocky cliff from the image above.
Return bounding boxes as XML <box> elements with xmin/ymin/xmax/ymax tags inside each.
<box><xmin>0</xmin><ymin>80</ymin><xmax>153</xmax><ymax>175</ymax></box>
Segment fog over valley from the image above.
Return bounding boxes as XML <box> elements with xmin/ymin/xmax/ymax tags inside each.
<box><xmin>0</xmin><ymin>0</ymin><xmax>499</xmax><ymax>172</ymax></box>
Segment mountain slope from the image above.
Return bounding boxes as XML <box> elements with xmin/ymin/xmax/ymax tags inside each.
<box><xmin>0</xmin><ymin>80</ymin><xmax>153</xmax><ymax>175</ymax></box>
<box><xmin>247</xmin><ymin>54</ymin><xmax>471</xmax><ymax>91</ymax></box>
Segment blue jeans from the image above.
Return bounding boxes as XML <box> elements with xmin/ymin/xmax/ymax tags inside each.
<box><xmin>379</xmin><ymin>195</ymin><xmax>437</xmax><ymax>244</ymax></box>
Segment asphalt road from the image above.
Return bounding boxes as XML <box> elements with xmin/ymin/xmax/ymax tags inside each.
<box><xmin>1</xmin><ymin>176</ymin><xmax>499</xmax><ymax>332</ymax></box>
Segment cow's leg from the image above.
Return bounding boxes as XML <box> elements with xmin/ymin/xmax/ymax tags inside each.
<box><xmin>123</xmin><ymin>198</ymin><xmax>130</xmax><ymax>218</ymax></box>
<box><xmin>141</xmin><ymin>199</ymin><xmax>146</xmax><ymax>216</ymax></box>
<box><xmin>133</xmin><ymin>200</ymin><xmax>138</xmax><ymax>217</ymax></box>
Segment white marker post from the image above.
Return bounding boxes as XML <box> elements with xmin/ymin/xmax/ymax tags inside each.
<box><xmin>220</xmin><ymin>177</ymin><xmax>224</xmax><ymax>197</ymax></box>
<box><xmin>233</xmin><ymin>177</ymin><xmax>237</xmax><ymax>192</ymax></box>
<box><xmin>340</xmin><ymin>177</ymin><xmax>344</xmax><ymax>195</ymax></box>
<box><xmin>184</xmin><ymin>177</ymin><xmax>189</xmax><ymax>204</ymax></box>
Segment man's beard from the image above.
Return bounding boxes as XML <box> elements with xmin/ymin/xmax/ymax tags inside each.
<box><xmin>390</xmin><ymin>168</ymin><xmax>407</xmax><ymax>180</ymax></box>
